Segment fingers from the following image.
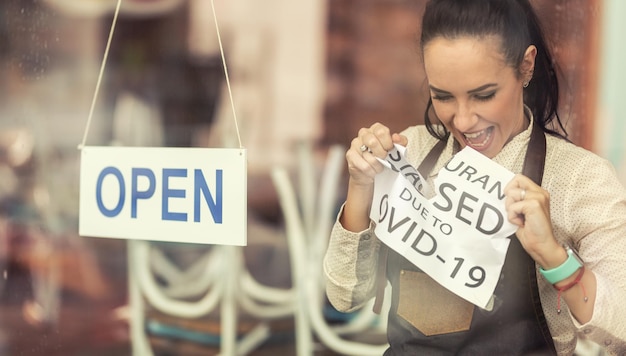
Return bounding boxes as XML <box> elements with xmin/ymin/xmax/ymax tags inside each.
<box><xmin>504</xmin><ymin>174</ymin><xmax>551</xmax><ymax>227</ymax></box>
<box><xmin>504</xmin><ymin>174</ymin><xmax>558</xmax><ymax>260</ymax></box>
<box><xmin>346</xmin><ymin>136</ymin><xmax>384</xmax><ymax>183</ymax></box>
<box><xmin>358</xmin><ymin>123</ymin><xmax>395</xmax><ymax>157</ymax></box>
<box><xmin>393</xmin><ymin>133</ymin><xmax>409</xmax><ymax>147</ymax></box>
<box><xmin>505</xmin><ymin>174</ymin><xmax>533</xmax><ymax>203</ymax></box>
<box><xmin>346</xmin><ymin>123</ymin><xmax>406</xmax><ymax>185</ymax></box>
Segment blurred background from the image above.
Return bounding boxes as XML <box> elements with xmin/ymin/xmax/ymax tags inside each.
<box><xmin>0</xmin><ymin>0</ymin><xmax>624</xmax><ymax>355</ymax></box>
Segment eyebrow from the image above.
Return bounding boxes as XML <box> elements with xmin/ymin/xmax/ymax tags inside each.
<box><xmin>429</xmin><ymin>83</ymin><xmax>498</xmax><ymax>95</ymax></box>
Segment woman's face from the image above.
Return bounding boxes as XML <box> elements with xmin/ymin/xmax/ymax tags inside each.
<box><xmin>423</xmin><ymin>36</ymin><xmax>533</xmax><ymax>158</ymax></box>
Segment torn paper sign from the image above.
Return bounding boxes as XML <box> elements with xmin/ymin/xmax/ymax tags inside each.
<box><xmin>376</xmin><ymin>144</ymin><xmax>434</xmax><ymax>197</ymax></box>
<box><xmin>370</xmin><ymin>145</ymin><xmax>517</xmax><ymax>308</ymax></box>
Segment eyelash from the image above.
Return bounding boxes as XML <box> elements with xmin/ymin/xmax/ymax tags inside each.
<box><xmin>431</xmin><ymin>92</ymin><xmax>496</xmax><ymax>102</ymax></box>
<box><xmin>475</xmin><ymin>92</ymin><xmax>496</xmax><ymax>101</ymax></box>
<box><xmin>432</xmin><ymin>95</ymin><xmax>452</xmax><ymax>102</ymax></box>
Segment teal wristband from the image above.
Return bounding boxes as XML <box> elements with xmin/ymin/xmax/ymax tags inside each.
<box><xmin>539</xmin><ymin>247</ymin><xmax>583</xmax><ymax>284</ymax></box>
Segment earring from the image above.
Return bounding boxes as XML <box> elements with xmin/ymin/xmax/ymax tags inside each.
<box><xmin>524</xmin><ymin>70</ymin><xmax>533</xmax><ymax>88</ymax></box>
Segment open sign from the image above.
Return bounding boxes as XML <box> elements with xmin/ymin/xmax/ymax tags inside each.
<box><xmin>79</xmin><ymin>147</ymin><xmax>247</xmax><ymax>246</ymax></box>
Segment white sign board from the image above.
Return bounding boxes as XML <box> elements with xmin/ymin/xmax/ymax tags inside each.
<box><xmin>79</xmin><ymin>147</ymin><xmax>247</xmax><ymax>246</ymax></box>
<box><xmin>371</xmin><ymin>145</ymin><xmax>516</xmax><ymax>308</ymax></box>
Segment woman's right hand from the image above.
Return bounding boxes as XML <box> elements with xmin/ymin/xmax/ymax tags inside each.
<box><xmin>341</xmin><ymin>123</ymin><xmax>407</xmax><ymax>231</ymax></box>
<box><xmin>347</xmin><ymin>123</ymin><xmax>408</xmax><ymax>185</ymax></box>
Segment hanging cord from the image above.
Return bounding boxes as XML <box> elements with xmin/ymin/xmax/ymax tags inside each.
<box><xmin>78</xmin><ymin>0</ymin><xmax>122</xmax><ymax>150</ymax></box>
<box><xmin>78</xmin><ymin>0</ymin><xmax>243</xmax><ymax>150</ymax></box>
<box><xmin>210</xmin><ymin>0</ymin><xmax>243</xmax><ymax>150</ymax></box>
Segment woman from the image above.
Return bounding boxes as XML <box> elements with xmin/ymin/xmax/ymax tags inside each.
<box><xmin>323</xmin><ymin>0</ymin><xmax>626</xmax><ymax>354</ymax></box>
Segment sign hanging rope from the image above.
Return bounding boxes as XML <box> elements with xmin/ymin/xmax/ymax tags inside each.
<box><xmin>78</xmin><ymin>0</ymin><xmax>122</xmax><ymax>150</ymax></box>
<box><xmin>78</xmin><ymin>0</ymin><xmax>243</xmax><ymax>150</ymax></box>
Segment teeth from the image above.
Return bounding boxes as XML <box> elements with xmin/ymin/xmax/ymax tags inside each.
<box><xmin>463</xmin><ymin>129</ymin><xmax>491</xmax><ymax>147</ymax></box>
<box><xmin>464</xmin><ymin>131</ymin><xmax>483</xmax><ymax>139</ymax></box>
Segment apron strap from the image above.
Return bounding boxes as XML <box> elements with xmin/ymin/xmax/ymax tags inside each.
<box><xmin>373</xmin><ymin>138</ymin><xmax>446</xmax><ymax>314</ymax></box>
<box><xmin>514</xmin><ymin>122</ymin><xmax>556</xmax><ymax>353</ymax></box>
<box><xmin>523</xmin><ymin>122</ymin><xmax>547</xmax><ymax>185</ymax></box>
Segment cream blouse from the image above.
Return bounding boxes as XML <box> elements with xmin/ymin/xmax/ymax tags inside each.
<box><xmin>324</xmin><ymin>121</ymin><xmax>626</xmax><ymax>355</ymax></box>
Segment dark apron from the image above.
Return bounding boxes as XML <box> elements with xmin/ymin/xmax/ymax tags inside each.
<box><xmin>378</xmin><ymin>124</ymin><xmax>556</xmax><ymax>355</ymax></box>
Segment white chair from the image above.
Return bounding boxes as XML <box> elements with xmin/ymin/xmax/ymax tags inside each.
<box><xmin>127</xmin><ymin>143</ymin><xmax>389</xmax><ymax>356</ymax></box>
<box><xmin>271</xmin><ymin>142</ymin><xmax>389</xmax><ymax>356</ymax></box>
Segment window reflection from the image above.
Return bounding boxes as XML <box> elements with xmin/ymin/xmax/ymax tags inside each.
<box><xmin>0</xmin><ymin>0</ymin><xmax>613</xmax><ymax>354</ymax></box>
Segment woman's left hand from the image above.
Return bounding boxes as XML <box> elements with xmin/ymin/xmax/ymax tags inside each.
<box><xmin>504</xmin><ymin>174</ymin><xmax>565</xmax><ymax>268</ymax></box>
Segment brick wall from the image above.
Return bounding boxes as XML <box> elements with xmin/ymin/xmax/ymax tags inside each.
<box><xmin>324</xmin><ymin>0</ymin><xmax>428</xmax><ymax>146</ymax></box>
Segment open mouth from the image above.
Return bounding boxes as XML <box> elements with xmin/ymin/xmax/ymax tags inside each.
<box><xmin>463</xmin><ymin>127</ymin><xmax>493</xmax><ymax>149</ymax></box>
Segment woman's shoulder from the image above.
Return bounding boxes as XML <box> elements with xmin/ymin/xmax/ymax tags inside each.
<box><xmin>546</xmin><ymin>134</ymin><xmax>607</xmax><ymax>163</ymax></box>
<box><xmin>544</xmin><ymin>134</ymin><xmax>618</xmax><ymax>181</ymax></box>
<box><xmin>402</xmin><ymin>124</ymin><xmax>442</xmax><ymax>150</ymax></box>
<box><xmin>400</xmin><ymin>125</ymin><xmax>444</xmax><ymax>163</ymax></box>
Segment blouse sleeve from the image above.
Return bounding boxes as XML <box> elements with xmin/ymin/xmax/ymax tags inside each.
<box><xmin>323</xmin><ymin>125</ymin><xmax>437</xmax><ymax>313</ymax></box>
<box><xmin>555</xmin><ymin>148</ymin><xmax>626</xmax><ymax>352</ymax></box>
<box><xmin>323</xmin><ymin>204</ymin><xmax>382</xmax><ymax>312</ymax></box>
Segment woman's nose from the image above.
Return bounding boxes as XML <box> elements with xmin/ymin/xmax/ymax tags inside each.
<box><xmin>453</xmin><ymin>103</ymin><xmax>477</xmax><ymax>131</ymax></box>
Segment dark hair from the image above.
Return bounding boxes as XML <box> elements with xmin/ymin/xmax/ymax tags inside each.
<box><xmin>420</xmin><ymin>0</ymin><xmax>567</xmax><ymax>140</ymax></box>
